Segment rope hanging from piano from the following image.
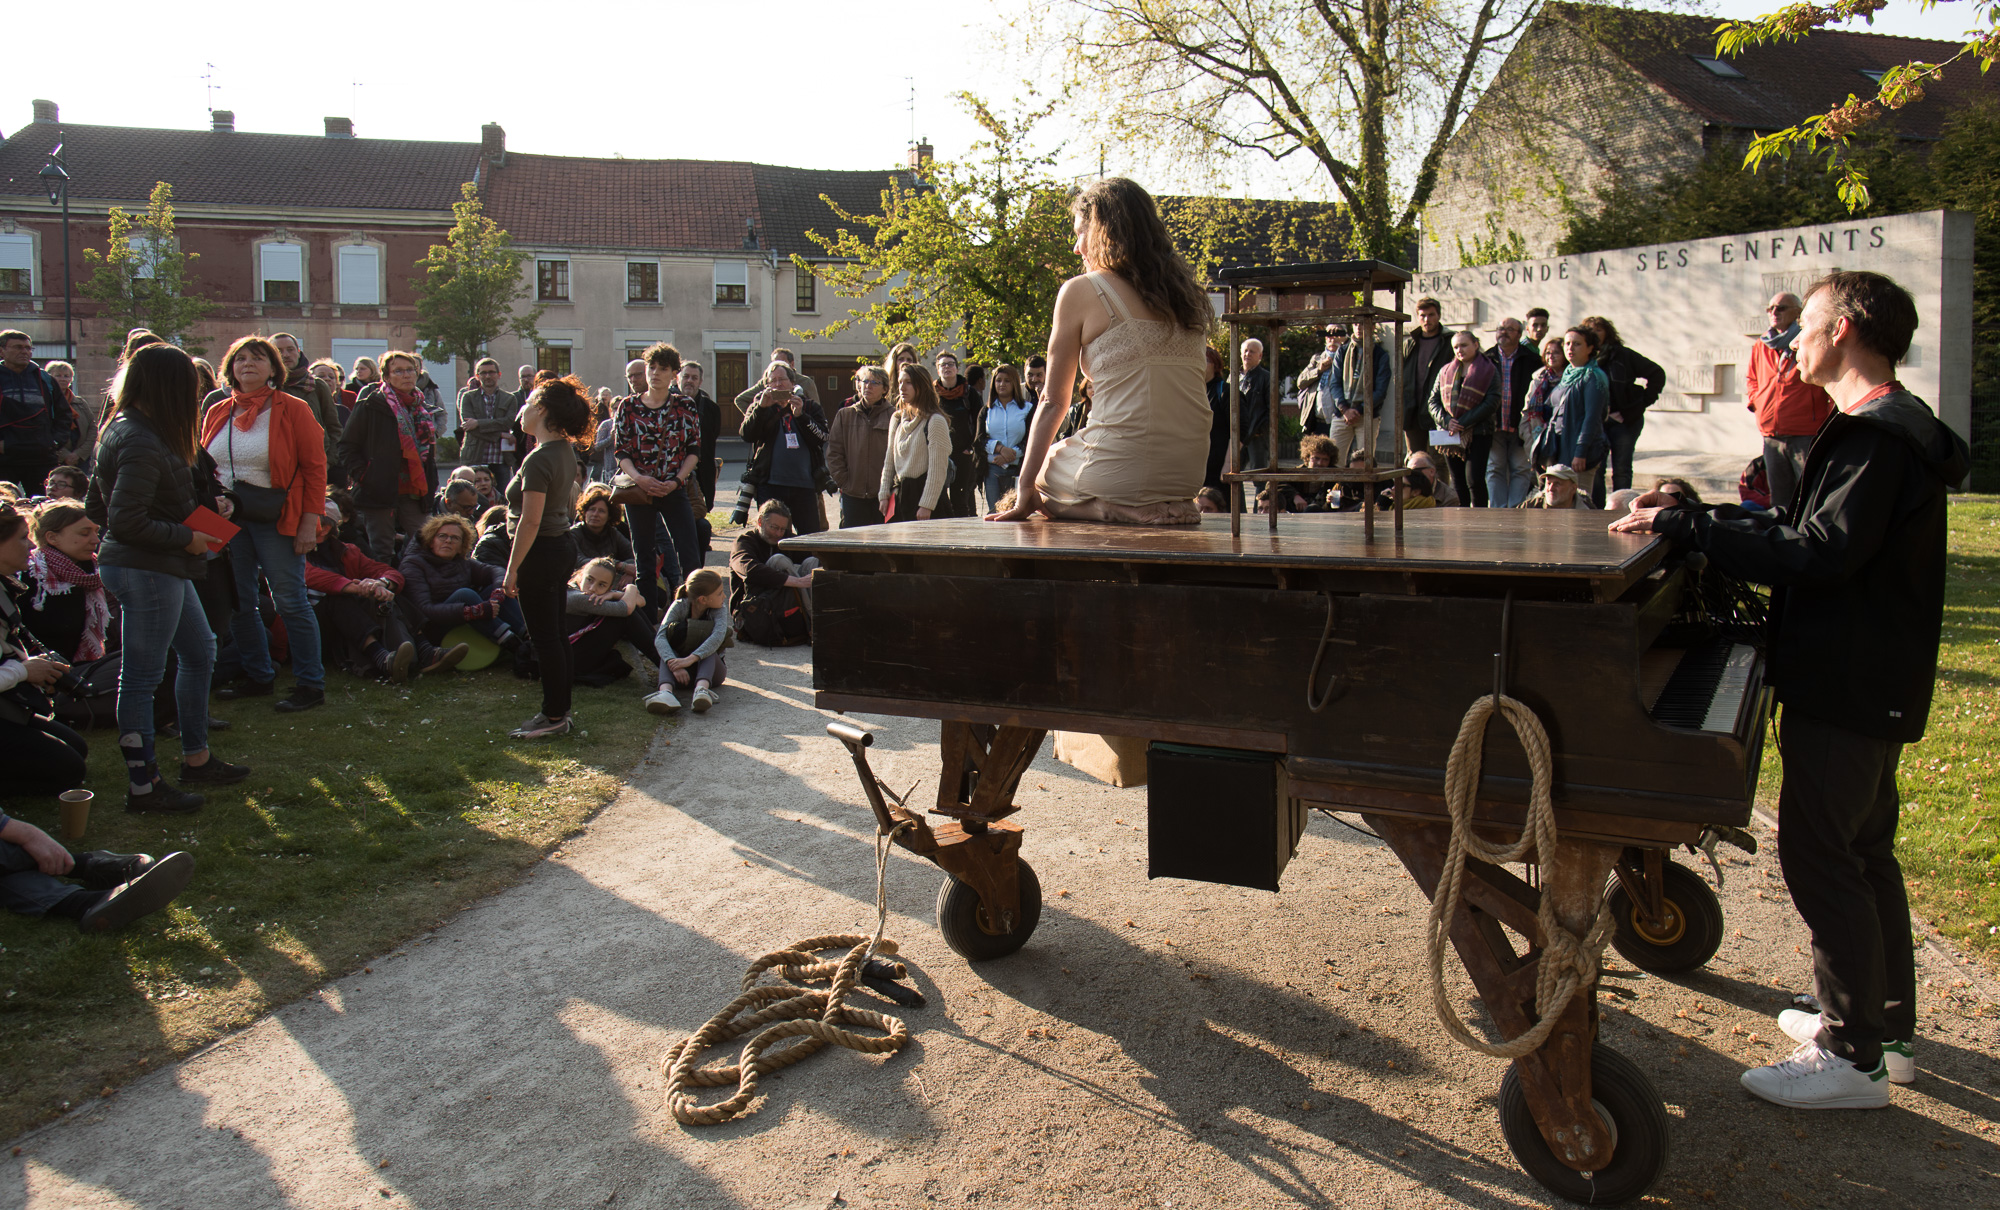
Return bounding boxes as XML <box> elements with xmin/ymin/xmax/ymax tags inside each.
<box><xmin>1425</xmin><ymin>693</ymin><xmax>1615</xmax><ymax>1060</ymax></box>
<box><xmin>662</xmin><ymin>821</ymin><xmax>916</xmax><ymax>1125</ymax></box>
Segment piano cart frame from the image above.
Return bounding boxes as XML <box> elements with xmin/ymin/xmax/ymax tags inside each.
<box><xmin>795</xmin><ymin>511</ymin><xmax>1768</xmax><ymax>1206</ymax></box>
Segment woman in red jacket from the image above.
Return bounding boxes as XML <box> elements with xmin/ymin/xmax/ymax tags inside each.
<box><xmin>202</xmin><ymin>335</ymin><xmax>329</xmax><ymax>714</ymax></box>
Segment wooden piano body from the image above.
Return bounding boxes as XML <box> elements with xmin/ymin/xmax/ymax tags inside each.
<box><xmin>789</xmin><ymin>509</ymin><xmax>1771</xmax><ymax>1205</ymax></box>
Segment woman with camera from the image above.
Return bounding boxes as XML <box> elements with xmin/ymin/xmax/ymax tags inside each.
<box><xmin>204</xmin><ymin>335</ymin><xmax>330</xmax><ymax>714</ymax></box>
<box><xmin>89</xmin><ymin>344</ymin><xmax>252</xmax><ymax>813</ymax></box>
<box><xmin>739</xmin><ymin>361</ymin><xmax>830</xmax><ymax>534</ymax></box>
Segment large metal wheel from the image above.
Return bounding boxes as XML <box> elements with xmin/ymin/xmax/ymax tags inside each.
<box><xmin>1607</xmin><ymin>859</ymin><xmax>1725</xmax><ymax>974</ymax></box>
<box><xmin>1499</xmin><ymin>1043</ymin><xmax>1670</xmax><ymax>1206</ymax></box>
<box><xmin>935</xmin><ymin>859</ymin><xmax>1041</xmax><ymax>961</ymax></box>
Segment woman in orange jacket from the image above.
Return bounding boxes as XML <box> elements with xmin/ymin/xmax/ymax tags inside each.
<box><xmin>200</xmin><ymin>335</ymin><xmax>329</xmax><ymax>713</ymax></box>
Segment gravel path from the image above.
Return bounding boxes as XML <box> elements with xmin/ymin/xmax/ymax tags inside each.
<box><xmin>5</xmin><ymin>646</ymin><xmax>1997</xmax><ymax>1208</ymax></box>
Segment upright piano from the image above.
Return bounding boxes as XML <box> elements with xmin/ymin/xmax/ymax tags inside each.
<box><xmin>788</xmin><ymin>509</ymin><xmax>1771</xmax><ymax>1205</ymax></box>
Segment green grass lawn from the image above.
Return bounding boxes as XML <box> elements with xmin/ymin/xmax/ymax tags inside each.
<box><xmin>0</xmin><ymin>665</ymin><xmax>665</xmax><ymax>1139</ymax></box>
<box><xmin>1752</xmin><ymin>496</ymin><xmax>2000</xmax><ymax>971</ymax></box>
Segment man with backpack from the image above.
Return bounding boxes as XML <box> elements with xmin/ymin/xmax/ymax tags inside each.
<box><xmin>729</xmin><ymin>499</ymin><xmax>815</xmax><ymax>646</ymax></box>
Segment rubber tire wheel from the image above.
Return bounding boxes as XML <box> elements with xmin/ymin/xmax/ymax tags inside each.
<box><xmin>935</xmin><ymin>859</ymin><xmax>1041</xmax><ymax>962</ymax></box>
<box><xmin>1607</xmin><ymin>858</ymin><xmax>1724</xmax><ymax>974</ymax></box>
<box><xmin>1499</xmin><ymin>1043</ymin><xmax>1670</xmax><ymax>1206</ymax></box>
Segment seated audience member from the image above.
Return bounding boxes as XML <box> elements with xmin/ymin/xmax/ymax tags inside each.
<box><xmin>1261</xmin><ymin>434</ymin><xmax>1339</xmax><ymax>513</ymax></box>
<box><xmin>399</xmin><ymin>513</ymin><xmax>527</xmax><ymax>659</ymax></box>
<box><xmin>42</xmin><ymin>466</ymin><xmax>88</xmax><ymax>502</ymax></box>
<box><xmin>1651</xmin><ymin>476</ymin><xmax>1703</xmax><ymax>505</ymax></box>
<box><xmin>1</xmin><ymin>501</ymin><xmax>89</xmax><ymax>796</ymax></box>
<box><xmin>1604</xmin><ymin>488</ymin><xmax>1643</xmax><ymax>515</ymax></box>
<box><xmin>471</xmin><ymin>504</ymin><xmax>512</xmax><ymax>568</ymax></box>
<box><xmin>1</xmin><ymin>813</ymin><xmax>195</xmax><ymax>933</ymax></box>
<box><xmin>1526</xmin><ymin>463</ymin><xmax>1597</xmax><ymax>509</ymax></box>
<box><xmin>729</xmin><ymin>499</ymin><xmax>816</xmax><ymax>646</ymax></box>
<box><xmin>564</xmin><ymin>557</ymin><xmax>659</xmax><ymax>687</ymax></box>
<box><xmin>1407</xmin><ymin>449</ymin><xmax>1458</xmax><ymax>507</ymax></box>
<box><xmin>1393</xmin><ymin>458</ymin><xmax>1442</xmax><ymax>510</ymax></box>
<box><xmin>305</xmin><ymin>499</ymin><xmax>467</xmax><ymax>682</ymax></box>
<box><xmin>1193</xmin><ymin>486</ymin><xmax>1226</xmax><ymax>514</ymax></box>
<box><xmin>22</xmin><ymin>501</ymin><xmax>109</xmax><ymax>666</ymax></box>
<box><xmin>471</xmin><ymin>467</ymin><xmax>503</xmax><ymax>512</ymax></box>
<box><xmin>646</xmin><ymin>567</ymin><xmax>734</xmax><ymax>715</ymax></box>
<box><xmin>438</xmin><ymin>479</ymin><xmax>481</xmax><ymax>522</ymax></box>
<box><xmin>570</xmin><ymin>483</ymin><xmax>637</xmax><ymax>583</ymax></box>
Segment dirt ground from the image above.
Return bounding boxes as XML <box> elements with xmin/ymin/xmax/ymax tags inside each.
<box><xmin>5</xmin><ymin>645</ymin><xmax>1998</xmax><ymax>1209</ymax></box>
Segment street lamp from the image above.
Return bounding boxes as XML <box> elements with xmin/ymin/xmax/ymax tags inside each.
<box><xmin>38</xmin><ymin>145</ymin><xmax>71</xmax><ymax>363</ymax></box>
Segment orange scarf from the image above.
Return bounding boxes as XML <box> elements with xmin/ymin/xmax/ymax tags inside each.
<box><xmin>228</xmin><ymin>385</ymin><xmax>279</xmax><ymax>432</ymax></box>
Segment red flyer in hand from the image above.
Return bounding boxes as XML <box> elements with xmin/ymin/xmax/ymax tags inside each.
<box><xmin>184</xmin><ymin>505</ymin><xmax>241</xmax><ymax>546</ymax></box>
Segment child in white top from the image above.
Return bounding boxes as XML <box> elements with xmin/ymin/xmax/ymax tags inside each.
<box><xmin>645</xmin><ymin>567</ymin><xmax>734</xmax><ymax>715</ymax></box>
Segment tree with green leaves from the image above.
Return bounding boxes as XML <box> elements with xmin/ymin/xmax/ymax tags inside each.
<box><xmin>1719</xmin><ymin>0</ymin><xmax>2000</xmax><ymax>210</ymax></box>
<box><xmin>1049</xmin><ymin>0</ymin><xmax>1542</xmax><ymax>261</ymax></box>
<box><xmin>795</xmin><ymin>93</ymin><xmax>1081</xmax><ymax>365</ymax></box>
<box><xmin>412</xmin><ymin>183</ymin><xmax>543</xmax><ymax>373</ymax></box>
<box><xmin>79</xmin><ymin>181</ymin><xmax>214</xmax><ymax>356</ymax></box>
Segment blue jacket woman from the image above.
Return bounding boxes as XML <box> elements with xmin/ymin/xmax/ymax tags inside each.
<box><xmin>1540</xmin><ymin>327</ymin><xmax>1610</xmax><ymax>473</ymax></box>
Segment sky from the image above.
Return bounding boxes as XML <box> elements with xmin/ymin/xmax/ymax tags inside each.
<box><xmin>10</xmin><ymin>0</ymin><xmax>1987</xmax><ymax>198</ymax></box>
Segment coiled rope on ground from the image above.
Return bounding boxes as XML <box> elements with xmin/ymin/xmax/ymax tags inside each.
<box><xmin>664</xmin><ymin>821</ymin><xmax>915</xmax><ymax>1125</ymax></box>
<box><xmin>1427</xmin><ymin>693</ymin><xmax>1614</xmax><ymax>1059</ymax></box>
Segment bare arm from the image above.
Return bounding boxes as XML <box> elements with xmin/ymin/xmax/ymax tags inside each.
<box><xmin>988</xmin><ymin>276</ymin><xmax>1090</xmax><ymax>521</ymax></box>
<box><xmin>503</xmin><ymin>491</ymin><xmax>545</xmax><ymax>596</ymax></box>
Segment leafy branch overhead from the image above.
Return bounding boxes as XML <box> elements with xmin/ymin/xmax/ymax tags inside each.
<box><xmin>1719</xmin><ymin>0</ymin><xmax>2000</xmax><ymax>209</ymax></box>
<box><xmin>79</xmin><ymin>181</ymin><xmax>213</xmax><ymax>357</ymax></box>
<box><xmin>1052</xmin><ymin>0</ymin><xmax>1541</xmax><ymax>260</ymax></box>
<box><xmin>795</xmin><ymin>92</ymin><xmax>1081</xmax><ymax>365</ymax></box>
<box><xmin>412</xmin><ymin>183</ymin><xmax>544</xmax><ymax>372</ymax></box>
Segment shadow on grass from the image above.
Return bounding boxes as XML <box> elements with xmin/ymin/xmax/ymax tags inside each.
<box><xmin>0</xmin><ymin>668</ymin><xmax>665</xmax><ymax>1141</ymax></box>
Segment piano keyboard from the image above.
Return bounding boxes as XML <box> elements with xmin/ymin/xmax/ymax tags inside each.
<box><xmin>1648</xmin><ymin>639</ymin><xmax>1758</xmax><ymax>734</ymax></box>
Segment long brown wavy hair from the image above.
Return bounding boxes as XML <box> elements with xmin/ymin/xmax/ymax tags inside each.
<box><xmin>102</xmin><ymin>344</ymin><xmax>202</xmax><ymax>465</ymax></box>
<box><xmin>1072</xmin><ymin>178</ymin><xmax>1210</xmax><ymax>332</ymax></box>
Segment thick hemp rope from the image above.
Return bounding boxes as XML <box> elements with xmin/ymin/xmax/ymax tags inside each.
<box><xmin>664</xmin><ymin>821</ymin><xmax>916</xmax><ymax>1126</ymax></box>
<box><xmin>1426</xmin><ymin>693</ymin><xmax>1615</xmax><ymax>1059</ymax></box>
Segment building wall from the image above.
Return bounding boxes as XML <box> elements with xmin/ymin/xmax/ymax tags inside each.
<box><xmin>0</xmin><ymin>204</ymin><xmax>446</xmax><ymax>392</ymax></box>
<box><xmin>1422</xmin><ymin>19</ymin><xmax>1707</xmax><ymax>270</ymax></box>
<box><xmin>1408</xmin><ymin>209</ymin><xmax>1974</xmax><ymax>461</ymax></box>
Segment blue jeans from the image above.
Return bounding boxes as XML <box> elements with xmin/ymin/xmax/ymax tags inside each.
<box><xmin>628</xmin><ymin>490</ymin><xmax>698</xmax><ymax>613</ymax></box>
<box><xmin>226</xmin><ymin>520</ymin><xmax>324</xmax><ymax>690</ymax></box>
<box><xmin>983</xmin><ymin>465</ymin><xmax>1020</xmax><ymax>513</ymax></box>
<box><xmin>1485</xmin><ymin>431</ymin><xmax>1534</xmax><ymax>509</ymax></box>
<box><xmin>99</xmin><ymin>565</ymin><xmax>213</xmax><ymax>756</ymax></box>
<box><xmin>443</xmin><ymin>587</ymin><xmax>527</xmax><ymax>642</ymax></box>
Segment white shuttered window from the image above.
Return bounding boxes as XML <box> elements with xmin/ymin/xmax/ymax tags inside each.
<box><xmin>337</xmin><ymin>245</ymin><xmax>381</xmax><ymax>306</ymax></box>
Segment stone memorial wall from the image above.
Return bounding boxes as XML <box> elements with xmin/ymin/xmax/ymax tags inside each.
<box><xmin>1413</xmin><ymin>210</ymin><xmax>1974</xmax><ymax>459</ymax></box>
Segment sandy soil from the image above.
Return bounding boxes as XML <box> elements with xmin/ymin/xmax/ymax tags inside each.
<box><xmin>4</xmin><ymin>645</ymin><xmax>1997</xmax><ymax>1209</ymax></box>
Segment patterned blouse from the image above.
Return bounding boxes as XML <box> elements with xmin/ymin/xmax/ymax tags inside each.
<box><xmin>613</xmin><ymin>390</ymin><xmax>700</xmax><ymax>478</ymax></box>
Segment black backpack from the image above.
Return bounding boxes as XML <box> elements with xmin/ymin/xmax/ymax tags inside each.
<box><xmin>733</xmin><ymin>586</ymin><xmax>811</xmax><ymax>647</ymax></box>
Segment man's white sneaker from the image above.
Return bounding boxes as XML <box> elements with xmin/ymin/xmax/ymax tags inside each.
<box><xmin>1778</xmin><ymin>1009</ymin><xmax>1915</xmax><ymax>1084</ymax></box>
<box><xmin>691</xmin><ymin>687</ymin><xmax>716</xmax><ymax>714</ymax></box>
<box><xmin>644</xmin><ymin>688</ymin><xmax>681</xmax><ymax>716</ymax></box>
<box><xmin>1741</xmin><ymin>1040</ymin><xmax>1890</xmax><ymax>1109</ymax></box>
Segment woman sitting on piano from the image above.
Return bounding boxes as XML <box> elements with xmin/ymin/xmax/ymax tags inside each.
<box><xmin>988</xmin><ymin>178</ymin><xmax>1214</xmax><ymax>526</ymax></box>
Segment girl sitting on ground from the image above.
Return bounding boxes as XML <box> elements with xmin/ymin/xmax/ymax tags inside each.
<box><xmin>645</xmin><ymin>567</ymin><xmax>733</xmax><ymax>716</ymax></box>
<box><xmin>564</xmin><ymin>556</ymin><xmax>659</xmax><ymax>688</ymax></box>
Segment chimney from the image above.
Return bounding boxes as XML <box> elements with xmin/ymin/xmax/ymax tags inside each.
<box><xmin>906</xmin><ymin>137</ymin><xmax>933</xmax><ymax>172</ymax></box>
<box><xmin>743</xmin><ymin>217</ymin><xmax>759</xmax><ymax>251</ymax></box>
<box><xmin>211</xmin><ymin>109</ymin><xmax>235</xmax><ymax>132</ymax></box>
<box><xmin>481</xmin><ymin>122</ymin><xmax>506</xmax><ymax>167</ymax></box>
<box><xmin>324</xmin><ymin>116</ymin><xmax>354</xmax><ymax>138</ymax></box>
<box><xmin>31</xmin><ymin>99</ymin><xmax>58</xmax><ymax>124</ymax></box>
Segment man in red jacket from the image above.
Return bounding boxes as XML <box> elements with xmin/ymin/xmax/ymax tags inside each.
<box><xmin>1746</xmin><ymin>292</ymin><xmax>1833</xmax><ymax>513</ymax></box>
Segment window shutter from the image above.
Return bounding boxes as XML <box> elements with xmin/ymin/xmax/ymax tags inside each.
<box><xmin>0</xmin><ymin>235</ymin><xmax>32</xmax><ymax>272</ymax></box>
<box><xmin>337</xmin><ymin>246</ymin><xmax>380</xmax><ymax>305</ymax></box>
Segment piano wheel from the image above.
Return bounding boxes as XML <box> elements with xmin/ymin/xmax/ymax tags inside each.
<box><xmin>1499</xmin><ymin>1043</ymin><xmax>1670</xmax><ymax>1205</ymax></box>
<box><xmin>935</xmin><ymin>859</ymin><xmax>1042</xmax><ymax>962</ymax></box>
<box><xmin>1607</xmin><ymin>860</ymin><xmax>1725</xmax><ymax>975</ymax></box>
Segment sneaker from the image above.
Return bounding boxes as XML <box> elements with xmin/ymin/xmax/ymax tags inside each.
<box><xmin>179</xmin><ymin>755</ymin><xmax>251</xmax><ymax>785</ymax></box>
<box><xmin>1741</xmin><ymin>1040</ymin><xmax>1891</xmax><ymax>1109</ymax></box>
<box><xmin>125</xmin><ymin>778</ymin><xmax>204</xmax><ymax>814</ymax></box>
<box><xmin>275</xmin><ymin>686</ymin><xmax>326</xmax><ymax>714</ymax></box>
<box><xmin>209</xmin><ymin>716</ymin><xmax>231</xmax><ymax>732</ymax></box>
<box><xmin>384</xmin><ymin>641</ymin><xmax>415</xmax><ymax>683</ymax></box>
<box><xmin>424</xmin><ymin>642</ymin><xmax>470</xmax><ymax>675</ymax></box>
<box><xmin>508</xmin><ymin>712</ymin><xmax>572</xmax><ymax>739</ymax></box>
<box><xmin>691</xmin><ymin>687</ymin><xmax>716</xmax><ymax>714</ymax></box>
<box><xmin>215</xmin><ymin>678</ymin><xmax>274</xmax><ymax>701</ymax></box>
<box><xmin>1778</xmin><ymin>1009</ymin><xmax>1915</xmax><ymax>1084</ymax></box>
<box><xmin>78</xmin><ymin>851</ymin><xmax>195</xmax><ymax>934</ymax></box>
<box><xmin>643</xmin><ymin>688</ymin><xmax>682</xmax><ymax>716</ymax></box>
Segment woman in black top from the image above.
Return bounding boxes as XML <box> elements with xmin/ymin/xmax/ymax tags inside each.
<box><xmin>502</xmin><ymin>376</ymin><xmax>589</xmax><ymax>739</ymax></box>
<box><xmin>569</xmin><ymin>483</ymin><xmax>636</xmax><ymax>581</ymax></box>
<box><xmin>86</xmin><ymin>345</ymin><xmax>249</xmax><ymax>812</ymax></box>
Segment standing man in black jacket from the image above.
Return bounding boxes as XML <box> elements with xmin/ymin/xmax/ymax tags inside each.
<box><xmin>1613</xmin><ymin>270</ymin><xmax>1969</xmax><ymax>1111</ymax></box>
<box><xmin>1400</xmin><ymin>298</ymin><xmax>1452</xmax><ymax>459</ymax></box>
<box><xmin>1581</xmin><ymin>316</ymin><xmax>1665</xmax><ymax>506</ymax></box>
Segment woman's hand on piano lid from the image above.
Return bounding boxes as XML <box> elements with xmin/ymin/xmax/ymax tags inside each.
<box><xmin>987</xmin><ymin>480</ymin><xmax>1044</xmax><ymax>523</ymax></box>
<box><xmin>1608</xmin><ymin>491</ymin><xmax>1682</xmax><ymax>535</ymax></box>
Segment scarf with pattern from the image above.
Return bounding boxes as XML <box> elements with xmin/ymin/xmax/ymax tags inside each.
<box><xmin>27</xmin><ymin>546</ymin><xmax>109</xmax><ymax>661</ymax></box>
